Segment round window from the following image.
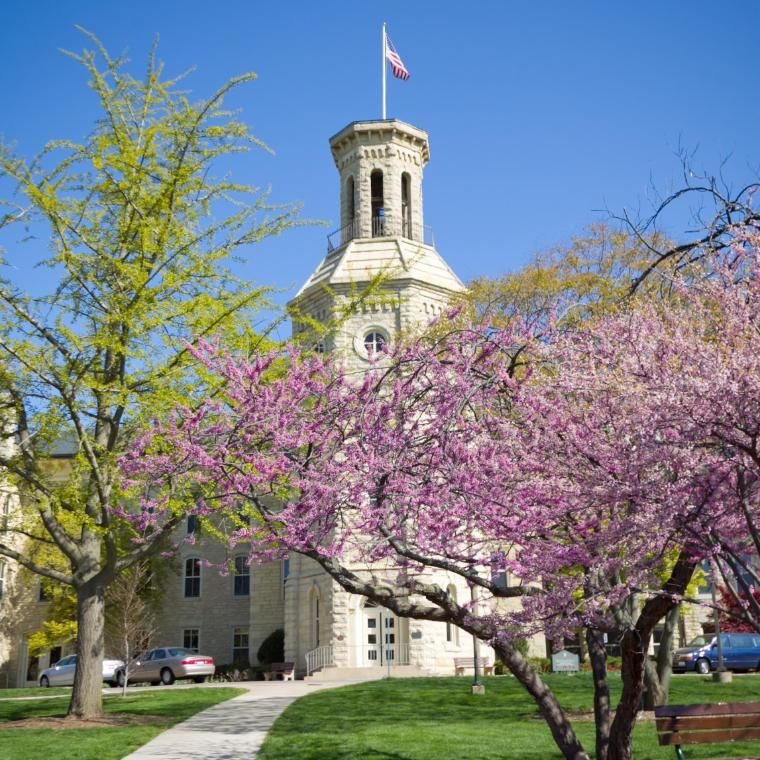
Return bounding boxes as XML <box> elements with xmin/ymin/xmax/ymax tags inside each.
<box><xmin>363</xmin><ymin>331</ymin><xmax>387</xmax><ymax>356</ymax></box>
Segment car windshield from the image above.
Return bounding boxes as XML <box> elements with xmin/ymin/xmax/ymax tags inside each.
<box><xmin>167</xmin><ymin>648</ymin><xmax>193</xmax><ymax>657</ymax></box>
<box><xmin>686</xmin><ymin>636</ymin><xmax>713</xmax><ymax>648</ymax></box>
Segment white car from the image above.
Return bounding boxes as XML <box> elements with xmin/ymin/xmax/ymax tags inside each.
<box><xmin>39</xmin><ymin>654</ymin><xmax>125</xmax><ymax>688</ymax></box>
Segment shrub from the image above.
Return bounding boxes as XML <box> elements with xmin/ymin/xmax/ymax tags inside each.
<box><xmin>213</xmin><ymin>662</ymin><xmax>255</xmax><ymax>681</ymax></box>
<box><xmin>528</xmin><ymin>656</ymin><xmax>551</xmax><ymax>673</ymax></box>
<box><xmin>257</xmin><ymin>628</ymin><xmax>285</xmax><ymax>665</ymax></box>
<box><xmin>606</xmin><ymin>656</ymin><xmax>622</xmax><ymax>671</ymax></box>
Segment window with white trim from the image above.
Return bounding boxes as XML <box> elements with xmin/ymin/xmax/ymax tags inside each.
<box><xmin>183</xmin><ymin>628</ymin><xmax>200</xmax><ymax>652</ymax></box>
<box><xmin>184</xmin><ymin>557</ymin><xmax>201</xmax><ymax>598</ymax></box>
<box><xmin>0</xmin><ymin>492</ymin><xmax>10</xmax><ymax>530</ymax></box>
<box><xmin>232</xmin><ymin>627</ymin><xmax>249</xmax><ymax>664</ymax></box>
<box><xmin>233</xmin><ymin>556</ymin><xmax>250</xmax><ymax>596</ymax></box>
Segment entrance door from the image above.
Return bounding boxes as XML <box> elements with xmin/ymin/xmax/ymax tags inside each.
<box><xmin>362</xmin><ymin>602</ymin><xmax>397</xmax><ymax>666</ymax></box>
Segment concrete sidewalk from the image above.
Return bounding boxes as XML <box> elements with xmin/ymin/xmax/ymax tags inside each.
<box><xmin>123</xmin><ymin>680</ymin><xmax>355</xmax><ymax>759</ymax></box>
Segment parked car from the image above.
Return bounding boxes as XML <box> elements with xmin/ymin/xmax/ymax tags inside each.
<box><xmin>672</xmin><ymin>633</ymin><xmax>760</xmax><ymax>674</ymax></box>
<box><xmin>39</xmin><ymin>654</ymin><xmax>125</xmax><ymax>688</ymax></box>
<box><xmin>116</xmin><ymin>647</ymin><xmax>215</xmax><ymax>686</ymax></box>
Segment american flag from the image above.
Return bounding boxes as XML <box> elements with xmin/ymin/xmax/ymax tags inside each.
<box><xmin>385</xmin><ymin>36</ymin><xmax>410</xmax><ymax>80</ymax></box>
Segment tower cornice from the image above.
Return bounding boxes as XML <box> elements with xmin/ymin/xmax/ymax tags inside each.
<box><xmin>329</xmin><ymin>120</ymin><xmax>430</xmax><ymax>168</ymax></box>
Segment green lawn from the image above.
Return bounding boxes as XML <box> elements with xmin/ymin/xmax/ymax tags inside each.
<box><xmin>257</xmin><ymin>674</ymin><xmax>760</xmax><ymax>760</ymax></box>
<box><xmin>0</xmin><ymin>687</ymin><xmax>244</xmax><ymax>760</ymax></box>
<box><xmin>0</xmin><ymin>686</ymin><xmax>72</xmax><ymax>699</ymax></box>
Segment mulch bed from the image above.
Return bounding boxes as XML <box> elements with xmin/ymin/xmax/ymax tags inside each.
<box><xmin>0</xmin><ymin>714</ymin><xmax>165</xmax><ymax>730</ymax></box>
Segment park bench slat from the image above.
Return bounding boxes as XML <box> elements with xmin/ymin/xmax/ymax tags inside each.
<box><xmin>654</xmin><ymin>701</ymin><xmax>760</xmax><ymax>717</ymax></box>
<box><xmin>656</xmin><ymin>714</ymin><xmax>760</xmax><ymax>731</ymax></box>
<box><xmin>657</xmin><ymin>727</ymin><xmax>760</xmax><ymax>745</ymax></box>
<box><xmin>655</xmin><ymin>701</ymin><xmax>760</xmax><ymax>756</ymax></box>
<box><xmin>453</xmin><ymin>657</ymin><xmax>494</xmax><ymax>676</ymax></box>
<box><xmin>263</xmin><ymin>661</ymin><xmax>295</xmax><ymax>681</ymax></box>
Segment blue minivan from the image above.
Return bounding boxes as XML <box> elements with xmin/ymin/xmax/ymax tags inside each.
<box><xmin>672</xmin><ymin>633</ymin><xmax>760</xmax><ymax>674</ymax></box>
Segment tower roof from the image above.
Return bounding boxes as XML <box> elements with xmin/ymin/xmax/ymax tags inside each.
<box><xmin>292</xmin><ymin>237</ymin><xmax>464</xmax><ymax>301</ymax></box>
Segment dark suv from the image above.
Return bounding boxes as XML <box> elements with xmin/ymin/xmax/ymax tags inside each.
<box><xmin>672</xmin><ymin>633</ymin><xmax>760</xmax><ymax>674</ymax></box>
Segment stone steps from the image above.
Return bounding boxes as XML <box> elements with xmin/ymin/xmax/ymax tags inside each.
<box><xmin>304</xmin><ymin>665</ymin><xmax>433</xmax><ymax>682</ymax></box>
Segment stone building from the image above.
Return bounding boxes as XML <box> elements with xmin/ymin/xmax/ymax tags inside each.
<box><xmin>1</xmin><ymin>118</ymin><xmax>712</xmax><ymax>687</ymax></box>
<box><xmin>281</xmin><ymin>119</ymin><xmax>475</xmax><ymax>678</ymax></box>
<box><xmin>0</xmin><ymin>118</ymin><xmax>476</xmax><ymax>685</ymax></box>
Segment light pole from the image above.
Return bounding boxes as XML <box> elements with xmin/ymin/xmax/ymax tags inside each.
<box><xmin>470</xmin><ymin>568</ymin><xmax>485</xmax><ymax>695</ymax></box>
<box><xmin>710</xmin><ymin>559</ymin><xmax>732</xmax><ymax>683</ymax></box>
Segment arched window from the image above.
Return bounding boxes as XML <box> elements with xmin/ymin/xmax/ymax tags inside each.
<box><xmin>371</xmin><ymin>170</ymin><xmax>384</xmax><ymax>237</ymax></box>
<box><xmin>346</xmin><ymin>176</ymin><xmax>355</xmax><ymax>225</ymax></box>
<box><xmin>364</xmin><ymin>331</ymin><xmax>387</xmax><ymax>356</ymax></box>
<box><xmin>233</xmin><ymin>555</ymin><xmax>250</xmax><ymax>596</ymax></box>
<box><xmin>401</xmin><ymin>172</ymin><xmax>412</xmax><ymax>239</ymax></box>
<box><xmin>184</xmin><ymin>557</ymin><xmax>201</xmax><ymax>598</ymax></box>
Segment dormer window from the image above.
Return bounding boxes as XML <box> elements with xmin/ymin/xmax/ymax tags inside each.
<box><xmin>371</xmin><ymin>170</ymin><xmax>384</xmax><ymax>237</ymax></box>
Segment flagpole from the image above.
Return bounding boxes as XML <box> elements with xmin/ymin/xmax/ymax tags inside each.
<box><xmin>382</xmin><ymin>22</ymin><xmax>387</xmax><ymax>119</ymax></box>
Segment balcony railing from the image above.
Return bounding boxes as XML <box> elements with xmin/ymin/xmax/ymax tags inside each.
<box><xmin>326</xmin><ymin>216</ymin><xmax>435</xmax><ymax>252</ymax></box>
<box><xmin>327</xmin><ymin>218</ymin><xmax>362</xmax><ymax>253</ymax></box>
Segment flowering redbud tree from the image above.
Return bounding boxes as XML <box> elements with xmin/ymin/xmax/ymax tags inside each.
<box><xmin>606</xmin><ymin>228</ymin><xmax>760</xmax><ymax>631</ymax></box>
<box><xmin>122</xmin><ymin>285</ymin><xmax>740</xmax><ymax>760</ymax></box>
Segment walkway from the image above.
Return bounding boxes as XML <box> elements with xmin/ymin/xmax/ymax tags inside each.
<box><xmin>122</xmin><ymin>680</ymin><xmax>356</xmax><ymax>760</ymax></box>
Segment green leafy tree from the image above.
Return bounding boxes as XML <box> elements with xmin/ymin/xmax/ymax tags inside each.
<box><xmin>465</xmin><ymin>223</ymin><xmax>673</xmax><ymax>331</ymax></box>
<box><xmin>0</xmin><ymin>30</ymin><xmax>299</xmax><ymax>718</ymax></box>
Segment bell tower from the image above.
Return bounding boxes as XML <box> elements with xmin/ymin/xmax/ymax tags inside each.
<box><xmin>289</xmin><ymin>118</ymin><xmax>464</xmax><ymax>368</ymax></box>
<box><xmin>332</xmin><ymin>120</ymin><xmax>428</xmax><ymax>244</ymax></box>
<box><xmin>283</xmin><ymin>119</ymin><xmax>468</xmax><ymax>675</ymax></box>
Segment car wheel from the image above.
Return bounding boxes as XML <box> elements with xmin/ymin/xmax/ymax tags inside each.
<box><xmin>40</xmin><ymin>675</ymin><xmax>50</xmax><ymax>688</ymax></box>
<box><xmin>696</xmin><ymin>658</ymin><xmax>711</xmax><ymax>675</ymax></box>
<box><xmin>193</xmin><ymin>676</ymin><xmax>206</xmax><ymax>684</ymax></box>
<box><xmin>116</xmin><ymin>670</ymin><xmax>126</xmax><ymax>688</ymax></box>
<box><xmin>160</xmin><ymin>668</ymin><xmax>175</xmax><ymax>685</ymax></box>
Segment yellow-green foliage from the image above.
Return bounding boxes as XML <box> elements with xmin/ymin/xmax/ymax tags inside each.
<box><xmin>0</xmin><ymin>30</ymin><xmax>301</xmax><ymax>617</ymax></box>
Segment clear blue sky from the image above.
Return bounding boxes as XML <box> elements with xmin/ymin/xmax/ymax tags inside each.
<box><xmin>2</xmin><ymin>2</ymin><xmax>759</xmax><ymax>315</ymax></box>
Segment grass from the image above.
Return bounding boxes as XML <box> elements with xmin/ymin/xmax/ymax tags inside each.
<box><xmin>257</xmin><ymin>673</ymin><xmax>760</xmax><ymax>760</ymax></box>
<box><xmin>0</xmin><ymin>686</ymin><xmax>244</xmax><ymax>760</ymax></box>
<box><xmin>0</xmin><ymin>687</ymin><xmax>72</xmax><ymax>699</ymax></box>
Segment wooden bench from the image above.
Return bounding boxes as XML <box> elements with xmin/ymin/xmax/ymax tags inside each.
<box><xmin>454</xmin><ymin>657</ymin><xmax>494</xmax><ymax>676</ymax></box>
<box><xmin>263</xmin><ymin>661</ymin><xmax>295</xmax><ymax>681</ymax></box>
<box><xmin>655</xmin><ymin>701</ymin><xmax>760</xmax><ymax>759</ymax></box>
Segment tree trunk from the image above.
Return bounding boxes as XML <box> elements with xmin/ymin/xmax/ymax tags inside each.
<box><xmin>643</xmin><ymin>604</ymin><xmax>679</xmax><ymax>709</ymax></box>
<box><xmin>656</xmin><ymin>605</ymin><xmax>679</xmax><ymax>699</ymax></box>
<box><xmin>586</xmin><ymin>628</ymin><xmax>610</xmax><ymax>760</ymax></box>
<box><xmin>68</xmin><ymin>581</ymin><xmax>105</xmax><ymax>719</ymax></box>
<box><xmin>493</xmin><ymin>640</ymin><xmax>590</xmax><ymax>760</ymax></box>
<box><xmin>607</xmin><ymin>628</ymin><xmax>646</xmax><ymax>760</ymax></box>
<box><xmin>642</xmin><ymin>658</ymin><xmax>665</xmax><ymax>710</ymax></box>
<box><xmin>607</xmin><ymin>554</ymin><xmax>696</xmax><ymax>760</ymax></box>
